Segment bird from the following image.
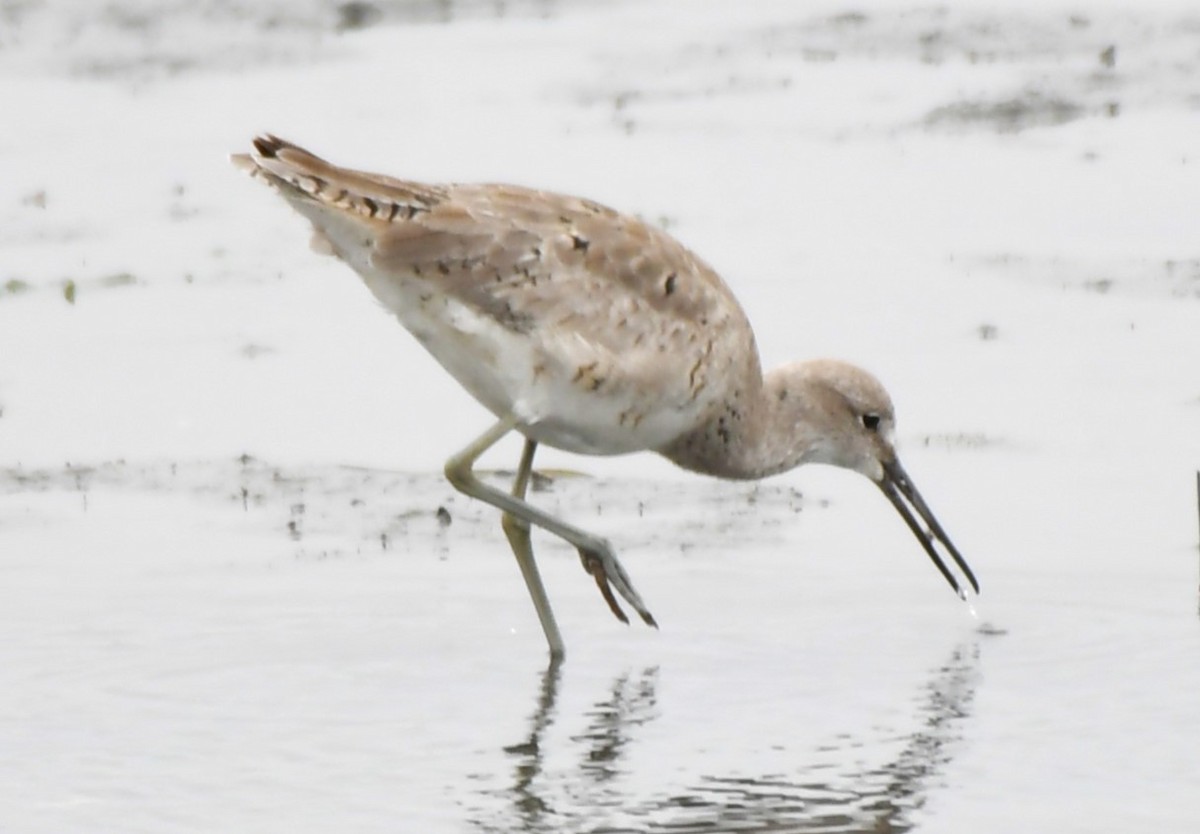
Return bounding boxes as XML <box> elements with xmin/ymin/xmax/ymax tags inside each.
<box><xmin>232</xmin><ymin>134</ymin><xmax>979</xmax><ymax>659</ymax></box>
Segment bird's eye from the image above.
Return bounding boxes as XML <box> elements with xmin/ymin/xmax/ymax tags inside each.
<box><xmin>860</xmin><ymin>413</ymin><xmax>881</xmax><ymax>431</ymax></box>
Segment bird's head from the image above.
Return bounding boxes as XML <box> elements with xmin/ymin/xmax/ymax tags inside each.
<box><xmin>773</xmin><ymin>359</ymin><xmax>980</xmax><ymax>599</ymax></box>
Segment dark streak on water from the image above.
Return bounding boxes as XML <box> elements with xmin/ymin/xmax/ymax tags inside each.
<box><xmin>0</xmin><ymin>457</ymin><xmax>805</xmax><ymax>557</ymax></box>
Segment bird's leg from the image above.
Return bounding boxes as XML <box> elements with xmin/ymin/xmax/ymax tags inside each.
<box><xmin>444</xmin><ymin>418</ymin><xmax>658</xmax><ymax>634</ymax></box>
<box><xmin>499</xmin><ymin>437</ymin><xmax>566</xmax><ymax>659</ymax></box>
<box><xmin>505</xmin><ymin>443</ymin><xmax>639</xmax><ymax>628</ymax></box>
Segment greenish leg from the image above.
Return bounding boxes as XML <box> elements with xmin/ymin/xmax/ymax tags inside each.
<box><xmin>500</xmin><ymin>436</ymin><xmax>566</xmax><ymax>659</ymax></box>
<box><xmin>444</xmin><ymin>418</ymin><xmax>656</xmax><ymax>658</ymax></box>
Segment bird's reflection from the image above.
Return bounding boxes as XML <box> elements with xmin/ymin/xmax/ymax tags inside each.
<box><xmin>685</xmin><ymin>643</ymin><xmax>981</xmax><ymax>833</ymax></box>
<box><xmin>499</xmin><ymin>658</ymin><xmax>563</xmax><ymax>825</ymax></box>
<box><xmin>473</xmin><ymin>642</ymin><xmax>980</xmax><ymax>834</ymax></box>
<box><xmin>572</xmin><ymin>665</ymin><xmax>659</xmax><ymax>783</ymax></box>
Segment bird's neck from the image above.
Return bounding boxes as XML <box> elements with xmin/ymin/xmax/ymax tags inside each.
<box><xmin>658</xmin><ymin>366</ymin><xmax>816</xmax><ymax>480</ymax></box>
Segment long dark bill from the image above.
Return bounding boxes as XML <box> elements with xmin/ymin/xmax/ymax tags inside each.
<box><xmin>877</xmin><ymin>459</ymin><xmax>980</xmax><ymax>599</ymax></box>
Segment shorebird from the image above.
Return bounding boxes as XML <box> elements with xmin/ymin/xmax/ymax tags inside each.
<box><xmin>233</xmin><ymin>135</ymin><xmax>979</xmax><ymax>659</ymax></box>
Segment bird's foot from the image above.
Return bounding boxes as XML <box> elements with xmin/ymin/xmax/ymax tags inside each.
<box><xmin>578</xmin><ymin>544</ymin><xmax>657</xmax><ymax>628</ymax></box>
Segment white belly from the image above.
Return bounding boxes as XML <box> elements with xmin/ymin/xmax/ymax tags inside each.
<box><xmin>359</xmin><ymin>271</ymin><xmax>708</xmax><ymax>456</ymax></box>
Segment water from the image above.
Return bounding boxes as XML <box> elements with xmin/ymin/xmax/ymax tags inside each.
<box><xmin>2</xmin><ymin>462</ymin><xmax>1197</xmax><ymax>832</ymax></box>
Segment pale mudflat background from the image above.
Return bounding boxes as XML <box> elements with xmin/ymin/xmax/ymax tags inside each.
<box><xmin>1</xmin><ymin>1</ymin><xmax>1198</xmax><ymax>832</ymax></box>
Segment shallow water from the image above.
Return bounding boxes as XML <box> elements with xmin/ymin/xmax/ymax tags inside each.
<box><xmin>2</xmin><ymin>462</ymin><xmax>1198</xmax><ymax>832</ymax></box>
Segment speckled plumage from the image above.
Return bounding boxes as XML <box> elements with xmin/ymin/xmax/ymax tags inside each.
<box><xmin>234</xmin><ymin>135</ymin><xmax>758</xmax><ymax>463</ymax></box>
<box><xmin>234</xmin><ymin>134</ymin><xmax>978</xmax><ymax>657</ymax></box>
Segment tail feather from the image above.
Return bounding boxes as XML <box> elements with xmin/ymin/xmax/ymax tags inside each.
<box><xmin>231</xmin><ymin>134</ymin><xmax>446</xmax><ymax>223</ymax></box>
